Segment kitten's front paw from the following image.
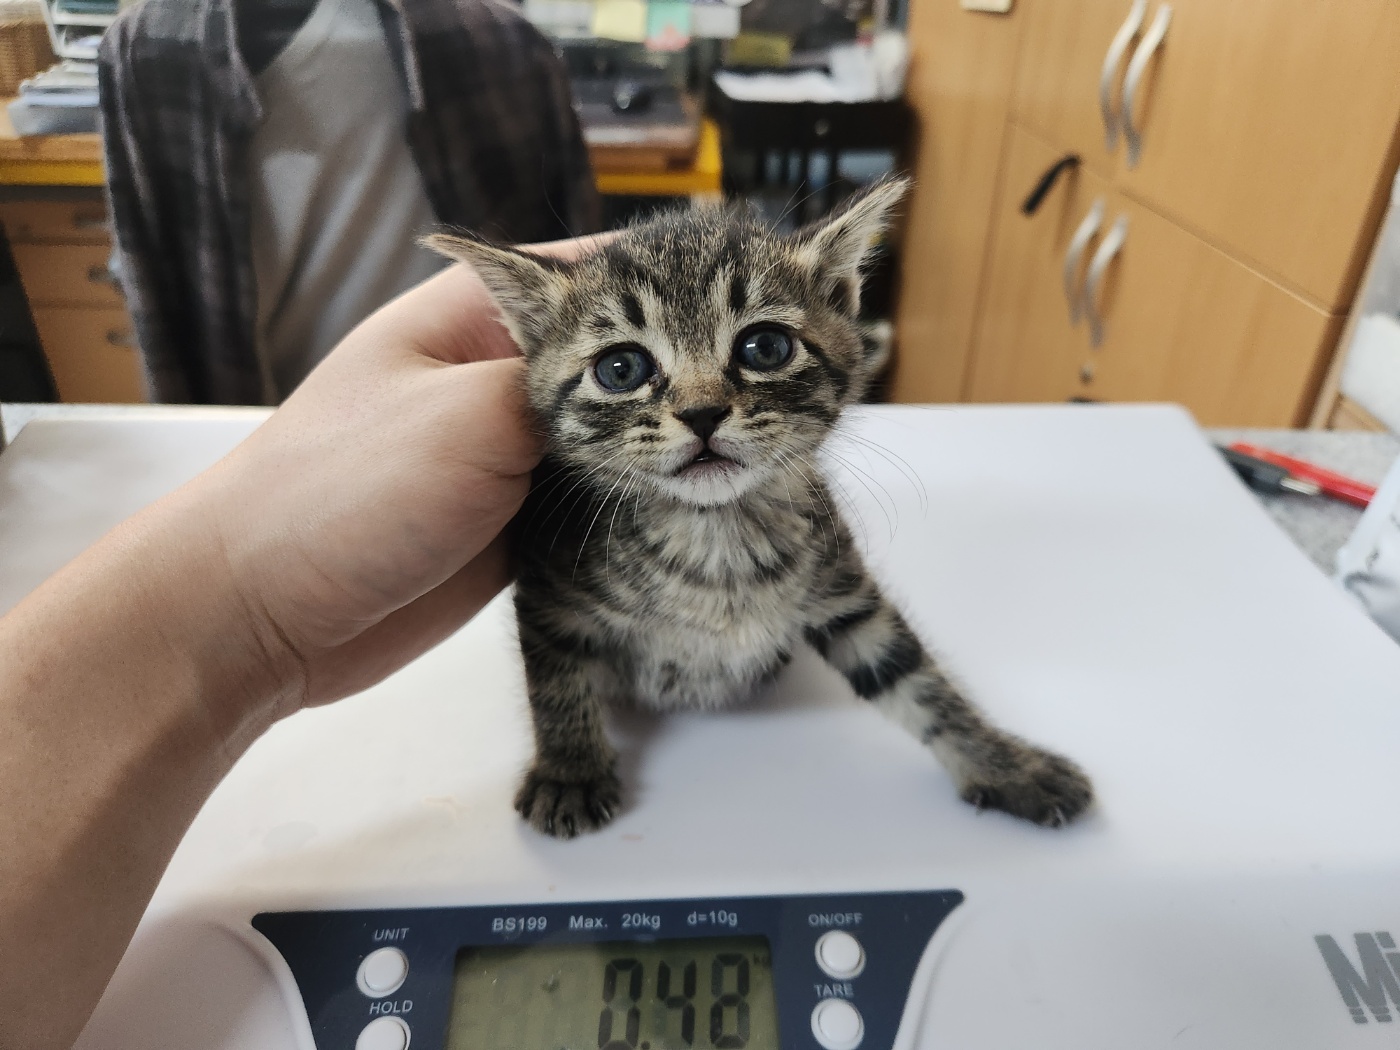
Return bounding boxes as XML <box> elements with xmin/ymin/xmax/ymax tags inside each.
<box><xmin>515</xmin><ymin>767</ymin><xmax>622</xmax><ymax>839</ymax></box>
<box><xmin>959</xmin><ymin>746</ymin><xmax>1093</xmax><ymax>828</ymax></box>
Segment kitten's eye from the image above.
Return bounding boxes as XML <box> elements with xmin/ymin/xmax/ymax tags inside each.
<box><xmin>735</xmin><ymin>326</ymin><xmax>795</xmax><ymax>371</ymax></box>
<box><xmin>593</xmin><ymin>345</ymin><xmax>656</xmax><ymax>393</ymax></box>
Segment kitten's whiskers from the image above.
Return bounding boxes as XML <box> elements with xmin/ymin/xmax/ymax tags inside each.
<box><xmin>604</xmin><ymin>467</ymin><xmax>642</xmax><ymax>586</ymax></box>
<box><xmin>764</xmin><ymin>434</ymin><xmax>846</xmax><ymax>562</ymax></box>
<box><xmin>574</xmin><ymin>467</ymin><xmax>634</xmax><ymax>584</ymax></box>
<box><xmin>527</xmin><ymin>459</ymin><xmax>612</xmax><ymax>540</ymax></box>
<box><xmin>785</xmin><ymin>417</ymin><xmax>928</xmax><ymax>516</ymax></box>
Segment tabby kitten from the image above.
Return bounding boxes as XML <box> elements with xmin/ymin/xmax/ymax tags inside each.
<box><xmin>427</xmin><ymin>181</ymin><xmax>1092</xmax><ymax>839</ymax></box>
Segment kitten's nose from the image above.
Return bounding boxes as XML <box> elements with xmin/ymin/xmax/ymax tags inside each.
<box><xmin>676</xmin><ymin>404</ymin><xmax>732</xmax><ymax>442</ymax></box>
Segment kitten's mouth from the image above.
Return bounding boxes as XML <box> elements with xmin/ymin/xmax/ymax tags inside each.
<box><xmin>676</xmin><ymin>448</ymin><xmax>741</xmax><ymax>477</ymax></box>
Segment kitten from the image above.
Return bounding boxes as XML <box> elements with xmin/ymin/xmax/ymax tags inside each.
<box><xmin>426</xmin><ymin>181</ymin><xmax>1093</xmax><ymax>839</ymax></box>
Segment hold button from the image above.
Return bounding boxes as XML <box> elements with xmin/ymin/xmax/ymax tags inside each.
<box><xmin>357</xmin><ymin>1016</ymin><xmax>410</xmax><ymax>1050</ymax></box>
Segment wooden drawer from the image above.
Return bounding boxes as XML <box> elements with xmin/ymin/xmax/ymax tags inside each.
<box><xmin>1087</xmin><ymin>190</ymin><xmax>1340</xmax><ymax>426</ymax></box>
<box><xmin>11</xmin><ymin>242</ymin><xmax>122</xmax><ymax>308</ymax></box>
<box><xmin>31</xmin><ymin>306</ymin><xmax>145</xmax><ymax>404</ymax></box>
<box><xmin>967</xmin><ymin>128</ymin><xmax>1115</xmax><ymax>407</ymax></box>
<box><xmin>0</xmin><ymin>197</ymin><xmax>109</xmax><ymax>244</ymax></box>
<box><xmin>969</xmin><ymin>126</ymin><xmax>1339</xmax><ymax>426</ymax></box>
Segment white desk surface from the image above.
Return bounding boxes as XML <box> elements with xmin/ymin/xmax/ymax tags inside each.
<box><xmin>3</xmin><ymin>403</ymin><xmax>1399</xmax><ymax>1049</ymax></box>
<box><xmin>8</xmin><ymin>401</ymin><xmax>1394</xmax><ymax>572</ymax></box>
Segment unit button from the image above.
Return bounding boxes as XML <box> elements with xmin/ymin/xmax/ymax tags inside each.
<box><xmin>815</xmin><ymin>930</ymin><xmax>865</xmax><ymax>979</ymax></box>
<box><xmin>357</xmin><ymin>947</ymin><xmax>409</xmax><ymax>997</ymax></box>
<box><xmin>356</xmin><ymin>1016</ymin><xmax>410</xmax><ymax>1050</ymax></box>
<box><xmin>811</xmin><ymin>998</ymin><xmax>863</xmax><ymax>1050</ymax></box>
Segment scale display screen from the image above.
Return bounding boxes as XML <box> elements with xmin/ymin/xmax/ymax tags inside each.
<box><xmin>445</xmin><ymin>937</ymin><xmax>779</xmax><ymax>1050</ymax></box>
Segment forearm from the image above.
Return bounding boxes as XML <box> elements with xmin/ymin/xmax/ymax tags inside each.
<box><xmin>0</xmin><ymin>478</ymin><xmax>297</xmax><ymax>1050</ymax></box>
<box><xmin>0</xmin><ymin>253</ymin><xmax>559</xmax><ymax>1044</ymax></box>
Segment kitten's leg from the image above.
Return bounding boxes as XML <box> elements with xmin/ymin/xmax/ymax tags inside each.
<box><xmin>805</xmin><ymin>573</ymin><xmax>1093</xmax><ymax>827</ymax></box>
<box><xmin>514</xmin><ymin>615</ymin><xmax>623</xmax><ymax>839</ymax></box>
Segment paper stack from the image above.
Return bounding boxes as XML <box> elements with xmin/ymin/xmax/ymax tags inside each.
<box><xmin>9</xmin><ymin>60</ymin><xmax>96</xmax><ymax>133</ymax></box>
<box><xmin>525</xmin><ymin>0</ymin><xmax>741</xmax><ymax>44</ymax></box>
<box><xmin>7</xmin><ymin>0</ymin><xmax>117</xmax><ymax>134</ymax></box>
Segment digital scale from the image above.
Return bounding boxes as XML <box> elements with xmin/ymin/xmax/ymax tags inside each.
<box><xmin>3</xmin><ymin>404</ymin><xmax>1400</xmax><ymax>1050</ymax></box>
<box><xmin>254</xmin><ymin>891</ymin><xmax>962</xmax><ymax>1050</ymax></box>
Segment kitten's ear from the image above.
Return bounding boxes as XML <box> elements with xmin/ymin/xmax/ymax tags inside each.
<box><xmin>422</xmin><ymin>232</ymin><xmax>575</xmax><ymax>351</ymax></box>
<box><xmin>791</xmin><ymin>177</ymin><xmax>909</xmax><ymax>315</ymax></box>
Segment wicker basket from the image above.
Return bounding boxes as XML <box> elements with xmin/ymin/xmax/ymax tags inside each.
<box><xmin>0</xmin><ymin>2</ymin><xmax>55</xmax><ymax>98</ymax></box>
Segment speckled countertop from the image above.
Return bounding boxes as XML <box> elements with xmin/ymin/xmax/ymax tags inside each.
<box><xmin>3</xmin><ymin>404</ymin><xmax>1396</xmax><ymax>578</ymax></box>
<box><xmin>1209</xmin><ymin>428</ymin><xmax>1399</xmax><ymax>572</ymax></box>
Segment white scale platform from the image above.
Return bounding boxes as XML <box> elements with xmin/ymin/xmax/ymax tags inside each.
<box><xmin>2</xmin><ymin>404</ymin><xmax>1399</xmax><ymax>1049</ymax></box>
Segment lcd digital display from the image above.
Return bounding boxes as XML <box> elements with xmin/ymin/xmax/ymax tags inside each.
<box><xmin>445</xmin><ymin>937</ymin><xmax>779</xmax><ymax>1050</ymax></box>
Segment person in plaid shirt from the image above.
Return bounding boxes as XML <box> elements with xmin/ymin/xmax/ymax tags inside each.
<box><xmin>99</xmin><ymin>0</ymin><xmax>600</xmax><ymax>404</ymax></box>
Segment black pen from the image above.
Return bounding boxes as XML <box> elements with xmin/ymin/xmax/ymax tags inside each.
<box><xmin>1216</xmin><ymin>446</ymin><xmax>1321</xmax><ymax>497</ymax></box>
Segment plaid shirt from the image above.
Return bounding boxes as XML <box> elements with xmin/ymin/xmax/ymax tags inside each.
<box><xmin>99</xmin><ymin>0</ymin><xmax>599</xmax><ymax>405</ymax></box>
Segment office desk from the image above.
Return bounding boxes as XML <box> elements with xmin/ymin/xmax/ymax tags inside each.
<box><xmin>0</xmin><ymin>104</ymin><xmax>102</xmax><ymax>187</ymax></box>
<box><xmin>0</xmin><ymin>107</ymin><xmax>722</xmax><ymax>197</ymax></box>
<box><xmin>0</xmin><ymin>108</ymin><xmax>721</xmax><ymax>404</ymax></box>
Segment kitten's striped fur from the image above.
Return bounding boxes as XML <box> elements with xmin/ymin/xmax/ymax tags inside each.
<box><xmin>427</xmin><ymin>181</ymin><xmax>1092</xmax><ymax>838</ymax></box>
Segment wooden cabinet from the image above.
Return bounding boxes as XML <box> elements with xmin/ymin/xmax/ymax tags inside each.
<box><xmin>894</xmin><ymin>0</ymin><xmax>1400</xmax><ymax>425</ymax></box>
<box><xmin>889</xmin><ymin>0</ymin><xmax>1023</xmax><ymax>404</ymax></box>
<box><xmin>0</xmin><ymin>190</ymin><xmax>144</xmax><ymax>403</ymax></box>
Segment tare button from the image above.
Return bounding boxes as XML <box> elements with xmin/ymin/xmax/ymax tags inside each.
<box><xmin>811</xmin><ymin>998</ymin><xmax>863</xmax><ymax>1050</ymax></box>
<box><xmin>358</xmin><ymin>947</ymin><xmax>409</xmax><ymax>997</ymax></box>
<box><xmin>815</xmin><ymin>931</ymin><xmax>865</xmax><ymax>979</ymax></box>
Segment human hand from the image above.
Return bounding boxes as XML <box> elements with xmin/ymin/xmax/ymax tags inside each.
<box><xmin>174</xmin><ymin>236</ymin><xmax>603</xmax><ymax>725</ymax></box>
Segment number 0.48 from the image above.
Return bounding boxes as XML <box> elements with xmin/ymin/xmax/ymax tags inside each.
<box><xmin>597</xmin><ymin>955</ymin><xmax>752</xmax><ymax>1050</ymax></box>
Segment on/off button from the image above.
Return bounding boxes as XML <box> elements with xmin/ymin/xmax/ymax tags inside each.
<box><xmin>815</xmin><ymin>931</ymin><xmax>865</xmax><ymax>979</ymax></box>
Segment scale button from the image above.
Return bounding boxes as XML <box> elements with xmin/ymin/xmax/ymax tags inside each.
<box><xmin>357</xmin><ymin>947</ymin><xmax>409</xmax><ymax>997</ymax></box>
<box><xmin>815</xmin><ymin>930</ymin><xmax>866</xmax><ymax>979</ymax></box>
<box><xmin>811</xmin><ymin>998</ymin><xmax>863</xmax><ymax>1050</ymax></box>
<box><xmin>356</xmin><ymin>1016</ymin><xmax>410</xmax><ymax>1050</ymax></box>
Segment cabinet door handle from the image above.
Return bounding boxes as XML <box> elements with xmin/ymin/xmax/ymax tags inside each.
<box><xmin>1098</xmin><ymin>0</ymin><xmax>1147</xmax><ymax>152</ymax></box>
<box><xmin>1084</xmin><ymin>215</ymin><xmax>1128</xmax><ymax>348</ymax></box>
<box><xmin>1063</xmin><ymin>198</ymin><xmax>1106</xmax><ymax>325</ymax></box>
<box><xmin>1022</xmin><ymin>154</ymin><xmax>1081</xmax><ymax>216</ymax></box>
<box><xmin>1122</xmin><ymin>3</ymin><xmax>1172</xmax><ymax>168</ymax></box>
<box><xmin>87</xmin><ymin>264</ymin><xmax>118</xmax><ymax>287</ymax></box>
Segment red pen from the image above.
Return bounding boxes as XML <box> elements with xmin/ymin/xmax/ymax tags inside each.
<box><xmin>1228</xmin><ymin>442</ymin><xmax>1377</xmax><ymax>508</ymax></box>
